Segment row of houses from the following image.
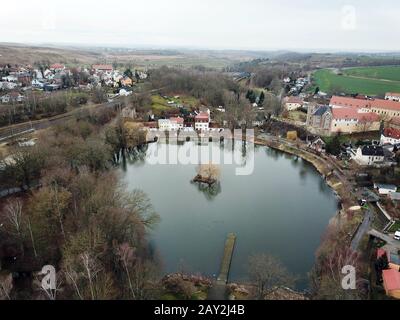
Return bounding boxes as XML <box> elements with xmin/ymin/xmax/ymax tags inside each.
<box><xmin>155</xmin><ymin>110</ymin><xmax>212</xmax><ymax>132</ymax></box>
<box><xmin>306</xmin><ymin>94</ymin><xmax>400</xmax><ymax>135</ymax></box>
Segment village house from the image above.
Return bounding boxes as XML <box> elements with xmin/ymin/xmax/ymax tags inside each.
<box><xmin>252</xmin><ymin>114</ymin><xmax>266</xmax><ymax>127</ymax></box>
<box><xmin>169</xmin><ymin>117</ymin><xmax>184</xmax><ymax>131</ymax></box>
<box><xmin>377</xmin><ymin>249</ymin><xmax>400</xmax><ymax>299</ymax></box>
<box><xmin>306</xmin><ymin>105</ymin><xmax>332</xmax><ymax>133</ymax></box>
<box><xmin>308</xmin><ymin>137</ymin><xmax>326</xmax><ymax>153</ymax></box>
<box><xmin>330</xmin><ymin>95</ymin><xmax>400</xmax><ymax>119</ymax></box>
<box><xmin>195</xmin><ymin>112</ymin><xmax>210</xmax><ymax>131</ymax></box>
<box><xmin>0</xmin><ymin>92</ymin><xmax>25</xmax><ymax>104</ymax></box>
<box><xmin>0</xmin><ymin>81</ymin><xmax>18</xmax><ymax>90</ymax></box>
<box><xmin>92</xmin><ymin>64</ymin><xmax>113</xmax><ymax>74</ymax></box>
<box><xmin>381</xmin><ymin>128</ymin><xmax>400</xmax><ymax>145</ymax></box>
<box><xmin>158</xmin><ymin>119</ymin><xmax>171</xmax><ymax>131</ymax></box>
<box><xmin>120</xmin><ymin>76</ymin><xmax>134</xmax><ymax>87</ymax></box>
<box><xmin>352</xmin><ymin>145</ymin><xmax>384</xmax><ymax>166</ymax></box>
<box><xmin>386</xmin><ymin>92</ymin><xmax>400</xmax><ymax>102</ymax></box>
<box><xmin>31</xmin><ymin>79</ymin><xmax>45</xmax><ymax>89</ymax></box>
<box><xmin>50</xmin><ymin>63</ymin><xmax>65</xmax><ymax>72</ymax></box>
<box><xmin>284</xmin><ymin>96</ymin><xmax>303</xmax><ymax>111</ymax></box>
<box><xmin>382</xmin><ymin>269</ymin><xmax>400</xmax><ymax>299</ymax></box>
<box><xmin>374</xmin><ymin>183</ymin><xmax>398</xmax><ymax>195</ymax></box>
<box><xmin>330</xmin><ymin>108</ymin><xmax>380</xmax><ymax>134</ymax></box>
<box><xmin>329</xmin><ymin>96</ymin><xmax>371</xmax><ymax>111</ymax></box>
<box><xmin>2</xmin><ymin>75</ymin><xmax>19</xmax><ymax>83</ymax></box>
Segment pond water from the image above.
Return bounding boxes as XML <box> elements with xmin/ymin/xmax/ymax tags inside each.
<box><xmin>121</xmin><ymin>140</ymin><xmax>338</xmax><ymax>289</ymax></box>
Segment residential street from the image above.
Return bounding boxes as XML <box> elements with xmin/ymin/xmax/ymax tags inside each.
<box><xmin>351</xmin><ymin>209</ymin><xmax>373</xmax><ymax>251</ymax></box>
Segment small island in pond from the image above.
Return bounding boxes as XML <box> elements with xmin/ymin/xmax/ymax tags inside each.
<box><xmin>192</xmin><ymin>164</ymin><xmax>221</xmax><ymax>187</ymax></box>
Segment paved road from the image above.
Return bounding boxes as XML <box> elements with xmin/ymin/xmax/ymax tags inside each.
<box><xmin>207</xmin><ymin>282</ymin><xmax>228</xmax><ymax>300</ymax></box>
<box><xmin>368</xmin><ymin>229</ymin><xmax>400</xmax><ymax>252</ymax></box>
<box><xmin>351</xmin><ymin>209</ymin><xmax>373</xmax><ymax>251</ymax></box>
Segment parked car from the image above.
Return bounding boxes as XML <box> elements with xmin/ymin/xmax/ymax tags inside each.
<box><xmin>394</xmin><ymin>231</ymin><xmax>400</xmax><ymax>241</ymax></box>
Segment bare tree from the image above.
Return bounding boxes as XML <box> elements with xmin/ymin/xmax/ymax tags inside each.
<box><xmin>4</xmin><ymin>199</ymin><xmax>23</xmax><ymax>240</ymax></box>
<box><xmin>0</xmin><ymin>274</ymin><xmax>12</xmax><ymax>300</ymax></box>
<box><xmin>80</xmin><ymin>252</ymin><xmax>102</xmax><ymax>300</ymax></box>
<box><xmin>247</xmin><ymin>253</ymin><xmax>296</xmax><ymax>300</ymax></box>
<box><xmin>116</xmin><ymin>243</ymin><xmax>136</xmax><ymax>299</ymax></box>
<box><xmin>196</xmin><ymin>164</ymin><xmax>221</xmax><ymax>182</ymax></box>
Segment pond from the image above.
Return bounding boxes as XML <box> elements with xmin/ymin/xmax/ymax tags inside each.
<box><xmin>121</xmin><ymin>140</ymin><xmax>338</xmax><ymax>290</ymax></box>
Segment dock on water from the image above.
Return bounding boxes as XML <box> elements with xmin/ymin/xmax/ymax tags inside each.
<box><xmin>217</xmin><ymin>233</ymin><xmax>236</xmax><ymax>284</ymax></box>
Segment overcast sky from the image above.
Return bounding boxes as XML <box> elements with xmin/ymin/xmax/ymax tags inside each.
<box><xmin>1</xmin><ymin>0</ymin><xmax>399</xmax><ymax>51</ymax></box>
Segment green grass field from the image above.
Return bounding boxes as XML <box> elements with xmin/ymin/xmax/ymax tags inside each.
<box><xmin>313</xmin><ymin>68</ymin><xmax>400</xmax><ymax>96</ymax></box>
<box><xmin>150</xmin><ymin>94</ymin><xmax>200</xmax><ymax>115</ymax></box>
<box><xmin>343</xmin><ymin>66</ymin><xmax>400</xmax><ymax>82</ymax></box>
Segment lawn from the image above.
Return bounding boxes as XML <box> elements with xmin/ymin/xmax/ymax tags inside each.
<box><xmin>150</xmin><ymin>94</ymin><xmax>200</xmax><ymax>115</ymax></box>
<box><xmin>343</xmin><ymin>66</ymin><xmax>400</xmax><ymax>82</ymax></box>
<box><xmin>388</xmin><ymin>221</ymin><xmax>400</xmax><ymax>233</ymax></box>
<box><xmin>287</xmin><ymin>110</ymin><xmax>307</xmax><ymax>123</ymax></box>
<box><xmin>313</xmin><ymin>69</ymin><xmax>400</xmax><ymax>96</ymax></box>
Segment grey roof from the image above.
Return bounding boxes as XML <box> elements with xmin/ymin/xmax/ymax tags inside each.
<box><xmin>312</xmin><ymin>105</ymin><xmax>330</xmax><ymax>116</ymax></box>
<box><xmin>361</xmin><ymin>145</ymin><xmax>384</xmax><ymax>157</ymax></box>
<box><xmin>389</xmin><ymin>192</ymin><xmax>400</xmax><ymax>200</ymax></box>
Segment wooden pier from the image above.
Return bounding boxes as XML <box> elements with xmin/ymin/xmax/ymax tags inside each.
<box><xmin>217</xmin><ymin>233</ymin><xmax>236</xmax><ymax>284</ymax></box>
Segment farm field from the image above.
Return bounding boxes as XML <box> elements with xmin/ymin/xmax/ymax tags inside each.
<box><xmin>313</xmin><ymin>68</ymin><xmax>400</xmax><ymax>96</ymax></box>
<box><xmin>342</xmin><ymin>65</ymin><xmax>400</xmax><ymax>82</ymax></box>
<box><xmin>150</xmin><ymin>94</ymin><xmax>200</xmax><ymax>115</ymax></box>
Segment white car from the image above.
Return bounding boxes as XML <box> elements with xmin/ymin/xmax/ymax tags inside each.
<box><xmin>394</xmin><ymin>231</ymin><xmax>400</xmax><ymax>241</ymax></box>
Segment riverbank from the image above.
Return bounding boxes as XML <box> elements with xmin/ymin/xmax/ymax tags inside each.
<box><xmin>254</xmin><ymin>137</ymin><xmax>349</xmax><ymax>205</ymax></box>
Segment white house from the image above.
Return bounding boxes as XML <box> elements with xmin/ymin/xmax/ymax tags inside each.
<box><xmin>352</xmin><ymin>145</ymin><xmax>384</xmax><ymax>166</ymax></box>
<box><xmin>169</xmin><ymin>117</ymin><xmax>184</xmax><ymax>131</ymax></box>
<box><xmin>385</xmin><ymin>92</ymin><xmax>400</xmax><ymax>102</ymax></box>
<box><xmin>284</xmin><ymin>96</ymin><xmax>303</xmax><ymax>111</ymax></box>
<box><xmin>119</xmin><ymin>89</ymin><xmax>132</xmax><ymax>97</ymax></box>
<box><xmin>32</xmin><ymin>79</ymin><xmax>45</xmax><ymax>89</ymax></box>
<box><xmin>158</xmin><ymin>119</ymin><xmax>171</xmax><ymax>131</ymax></box>
<box><xmin>381</xmin><ymin>128</ymin><xmax>400</xmax><ymax>145</ymax></box>
<box><xmin>2</xmin><ymin>75</ymin><xmax>18</xmax><ymax>83</ymax></box>
<box><xmin>1</xmin><ymin>94</ymin><xmax>10</xmax><ymax>104</ymax></box>
<box><xmin>374</xmin><ymin>183</ymin><xmax>398</xmax><ymax>195</ymax></box>
<box><xmin>195</xmin><ymin>112</ymin><xmax>210</xmax><ymax>131</ymax></box>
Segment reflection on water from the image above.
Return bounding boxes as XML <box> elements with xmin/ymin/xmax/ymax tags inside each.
<box><xmin>191</xmin><ymin>181</ymin><xmax>222</xmax><ymax>201</ymax></box>
<box><xmin>121</xmin><ymin>141</ymin><xmax>338</xmax><ymax>290</ymax></box>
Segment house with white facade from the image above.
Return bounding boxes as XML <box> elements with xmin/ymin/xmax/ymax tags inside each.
<box><xmin>352</xmin><ymin>145</ymin><xmax>385</xmax><ymax>166</ymax></box>
<box><xmin>381</xmin><ymin>128</ymin><xmax>400</xmax><ymax>145</ymax></box>
<box><xmin>158</xmin><ymin>119</ymin><xmax>171</xmax><ymax>131</ymax></box>
<box><xmin>195</xmin><ymin>112</ymin><xmax>210</xmax><ymax>131</ymax></box>
<box><xmin>374</xmin><ymin>183</ymin><xmax>398</xmax><ymax>195</ymax></box>
<box><xmin>284</xmin><ymin>96</ymin><xmax>303</xmax><ymax>111</ymax></box>
<box><xmin>169</xmin><ymin>117</ymin><xmax>184</xmax><ymax>131</ymax></box>
<box><xmin>386</xmin><ymin>92</ymin><xmax>400</xmax><ymax>102</ymax></box>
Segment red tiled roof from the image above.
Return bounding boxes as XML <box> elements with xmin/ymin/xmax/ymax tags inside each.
<box><xmin>332</xmin><ymin>107</ymin><xmax>359</xmax><ymax>120</ymax></box>
<box><xmin>370</xmin><ymin>99</ymin><xmax>400</xmax><ymax>112</ymax></box>
<box><xmin>50</xmin><ymin>63</ymin><xmax>64</xmax><ymax>69</ymax></box>
<box><xmin>170</xmin><ymin>117</ymin><xmax>184</xmax><ymax>124</ymax></box>
<box><xmin>357</xmin><ymin>112</ymin><xmax>380</xmax><ymax>123</ymax></box>
<box><xmin>384</xmin><ymin>128</ymin><xmax>400</xmax><ymax>140</ymax></box>
<box><xmin>195</xmin><ymin>112</ymin><xmax>209</xmax><ymax>121</ymax></box>
<box><xmin>383</xmin><ymin>269</ymin><xmax>400</xmax><ymax>291</ymax></box>
<box><xmin>330</xmin><ymin>96</ymin><xmax>370</xmax><ymax>109</ymax></box>
<box><xmin>92</xmin><ymin>64</ymin><xmax>113</xmax><ymax>71</ymax></box>
<box><xmin>332</xmin><ymin>107</ymin><xmax>379</xmax><ymax>122</ymax></box>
